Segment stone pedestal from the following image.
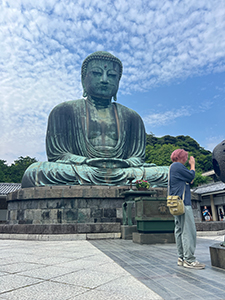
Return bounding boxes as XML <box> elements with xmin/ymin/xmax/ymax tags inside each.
<box><xmin>131</xmin><ymin>190</ymin><xmax>175</xmax><ymax>244</ymax></box>
<box><xmin>121</xmin><ymin>225</ymin><xmax>137</xmax><ymax>240</ymax></box>
<box><xmin>121</xmin><ymin>188</ymin><xmax>171</xmax><ymax>241</ymax></box>
<box><xmin>2</xmin><ymin>185</ymin><xmax>130</xmax><ymax>236</ymax></box>
<box><xmin>210</xmin><ymin>243</ymin><xmax>225</xmax><ymax>269</ymax></box>
<box><xmin>133</xmin><ymin>232</ymin><xmax>175</xmax><ymax>244</ymax></box>
<box><xmin>134</xmin><ymin>192</ymin><xmax>174</xmax><ymax>233</ymax></box>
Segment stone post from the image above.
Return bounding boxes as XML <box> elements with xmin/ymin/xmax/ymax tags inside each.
<box><xmin>210</xmin><ymin>194</ymin><xmax>218</xmax><ymax>221</ymax></box>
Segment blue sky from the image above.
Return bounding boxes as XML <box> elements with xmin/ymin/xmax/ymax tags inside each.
<box><xmin>1</xmin><ymin>0</ymin><xmax>225</xmax><ymax>164</ymax></box>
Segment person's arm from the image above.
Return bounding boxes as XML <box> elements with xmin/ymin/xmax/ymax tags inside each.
<box><xmin>189</xmin><ymin>156</ymin><xmax>195</xmax><ymax>171</ymax></box>
<box><xmin>176</xmin><ymin>163</ymin><xmax>195</xmax><ymax>183</ymax></box>
<box><xmin>189</xmin><ymin>156</ymin><xmax>195</xmax><ymax>184</ymax></box>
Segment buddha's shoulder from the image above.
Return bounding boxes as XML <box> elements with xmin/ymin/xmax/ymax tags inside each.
<box><xmin>51</xmin><ymin>99</ymin><xmax>85</xmax><ymax>111</ymax></box>
<box><xmin>115</xmin><ymin>102</ymin><xmax>142</xmax><ymax>117</ymax></box>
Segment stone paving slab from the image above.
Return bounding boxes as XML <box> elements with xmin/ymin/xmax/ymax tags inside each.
<box><xmin>0</xmin><ymin>235</ymin><xmax>225</xmax><ymax>299</ymax></box>
<box><xmin>0</xmin><ymin>281</ymin><xmax>89</xmax><ymax>300</ymax></box>
<box><xmin>0</xmin><ymin>239</ymin><xmax>162</xmax><ymax>300</ymax></box>
<box><xmin>91</xmin><ymin>236</ymin><xmax>225</xmax><ymax>300</ymax></box>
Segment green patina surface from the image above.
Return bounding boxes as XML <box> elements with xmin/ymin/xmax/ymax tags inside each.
<box><xmin>135</xmin><ymin>195</ymin><xmax>174</xmax><ymax>233</ymax></box>
<box><xmin>22</xmin><ymin>51</ymin><xmax>169</xmax><ymax>188</ymax></box>
<box><xmin>137</xmin><ymin>221</ymin><xmax>174</xmax><ymax>233</ymax></box>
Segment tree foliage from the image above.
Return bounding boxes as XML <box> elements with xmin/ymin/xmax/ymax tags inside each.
<box><xmin>0</xmin><ymin>156</ymin><xmax>37</xmax><ymax>183</ymax></box>
<box><xmin>146</xmin><ymin>133</ymin><xmax>213</xmax><ymax>187</ymax></box>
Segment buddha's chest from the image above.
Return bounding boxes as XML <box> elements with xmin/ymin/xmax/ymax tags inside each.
<box><xmin>87</xmin><ymin>106</ymin><xmax>118</xmax><ymax>147</ymax></box>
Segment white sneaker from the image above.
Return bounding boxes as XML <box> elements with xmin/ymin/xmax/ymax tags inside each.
<box><xmin>183</xmin><ymin>260</ymin><xmax>205</xmax><ymax>269</ymax></box>
<box><xmin>177</xmin><ymin>258</ymin><xmax>183</xmax><ymax>266</ymax></box>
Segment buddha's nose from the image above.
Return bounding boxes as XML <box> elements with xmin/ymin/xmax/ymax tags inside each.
<box><xmin>101</xmin><ymin>72</ymin><xmax>108</xmax><ymax>83</ymax></box>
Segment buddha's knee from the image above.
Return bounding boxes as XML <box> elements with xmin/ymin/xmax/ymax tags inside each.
<box><xmin>22</xmin><ymin>162</ymin><xmax>41</xmax><ymax>188</ymax></box>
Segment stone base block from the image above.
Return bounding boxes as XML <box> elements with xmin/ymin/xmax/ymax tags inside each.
<box><xmin>197</xmin><ymin>230</ymin><xmax>225</xmax><ymax>236</ymax></box>
<box><xmin>137</xmin><ymin>220</ymin><xmax>174</xmax><ymax>233</ymax></box>
<box><xmin>0</xmin><ymin>223</ymin><xmax>121</xmax><ymax>235</ymax></box>
<box><xmin>86</xmin><ymin>232</ymin><xmax>121</xmax><ymax>240</ymax></box>
<box><xmin>210</xmin><ymin>243</ymin><xmax>225</xmax><ymax>269</ymax></box>
<box><xmin>133</xmin><ymin>232</ymin><xmax>175</xmax><ymax>244</ymax></box>
<box><xmin>196</xmin><ymin>221</ymin><xmax>225</xmax><ymax>231</ymax></box>
<box><xmin>0</xmin><ymin>232</ymin><xmax>121</xmax><ymax>241</ymax></box>
<box><xmin>6</xmin><ymin>186</ymin><xmax>129</xmax><ymax>225</ymax></box>
<box><xmin>121</xmin><ymin>225</ymin><xmax>137</xmax><ymax>240</ymax></box>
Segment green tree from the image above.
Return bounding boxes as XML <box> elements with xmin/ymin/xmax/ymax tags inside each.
<box><xmin>190</xmin><ymin>172</ymin><xmax>212</xmax><ymax>187</ymax></box>
<box><xmin>146</xmin><ymin>132</ymin><xmax>158</xmax><ymax>146</ymax></box>
<box><xmin>0</xmin><ymin>156</ymin><xmax>37</xmax><ymax>183</ymax></box>
<box><xmin>145</xmin><ymin>133</ymin><xmax>213</xmax><ymax>187</ymax></box>
<box><xmin>145</xmin><ymin>144</ymin><xmax>178</xmax><ymax>166</ymax></box>
<box><xmin>0</xmin><ymin>160</ymin><xmax>9</xmax><ymax>182</ymax></box>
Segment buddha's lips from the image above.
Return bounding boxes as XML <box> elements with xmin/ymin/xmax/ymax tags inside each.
<box><xmin>100</xmin><ymin>86</ymin><xmax>108</xmax><ymax>90</ymax></box>
<box><xmin>97</xmin><ymin>83</ymin><xmax>114</xmax><ymax>88</ymax></box>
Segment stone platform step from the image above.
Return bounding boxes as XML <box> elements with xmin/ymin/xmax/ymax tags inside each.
<box><xmin>195</xmin><ymin>221</ymin><xmax>225</xmax><ymax>231</ymax></box>
<box><xmin>0</xmin><ymin>222</ymin><xmax>121</xmax><ymax>235</ymax></box>
<box><xmin>0</xmin><ymin>232</ymin><xmax>121</xmax><ymax>241</ymax></box>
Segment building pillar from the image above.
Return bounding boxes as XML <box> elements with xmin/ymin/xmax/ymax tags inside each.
<box><xmin>210</xmin><ymin>194</ymin><xmax>218</xmax><ymax>221</ymax></box>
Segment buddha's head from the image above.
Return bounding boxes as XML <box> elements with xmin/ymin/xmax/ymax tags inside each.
<box><xmin>81</xmin><ymin>51</ymin><xmax>123</xmax><ymax>102</ymax></box>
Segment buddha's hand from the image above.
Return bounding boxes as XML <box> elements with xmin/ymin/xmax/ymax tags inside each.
<box><xmin>56</xmin><ymin>154</ymin><xmax>87</xmax><ymax>165</ymax></box>
<box><xmin>126</xmin><ymin>157</ymin><xmax>144</xmax><ymax>167</ymax></box>
<box><xmin>85</xmin><ymin>158</ymin><xmax>130</xmax><ymax>168</ymax></box>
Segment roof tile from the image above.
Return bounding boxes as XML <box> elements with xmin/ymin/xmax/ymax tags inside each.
<box><xmin>0</xmin><ymin>183</ymin><xmax>21</xmax><ymax>195</ymax></box>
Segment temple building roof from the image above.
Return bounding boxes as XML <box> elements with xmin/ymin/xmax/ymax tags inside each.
<box><xmin>192</xmin><ymin>181</ymin><xmax>225</xmax><ymax>195</ymax></box>
<box><xmin>0</xmin><ymin>183</ymin><xmax>21</xmax><ymax>196</ymax></box>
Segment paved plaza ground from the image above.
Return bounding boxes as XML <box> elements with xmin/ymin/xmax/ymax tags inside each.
<box><xmin>0</xmin><ymin>234</ymin><xmax>224</xmax><ymax>300</ymax></box>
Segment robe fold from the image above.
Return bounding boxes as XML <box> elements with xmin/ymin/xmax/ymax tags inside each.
<box><xmin>22</xmin><ymin>99</ymin><xmax>169</xmax><ymax>188</ymax></box>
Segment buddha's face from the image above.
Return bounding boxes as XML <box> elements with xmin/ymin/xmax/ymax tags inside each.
<box><xmin>83</xmin><ymin>59</ymin><xmax>120</xmax><ymax>100</ymax></box>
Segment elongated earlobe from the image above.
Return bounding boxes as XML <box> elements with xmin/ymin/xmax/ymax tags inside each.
<box><xmin>83</xmin><ymin>90</ymin><xmax>87</xmax><ymax>98</ymax></box>
<box><xmin>113</xmin><ymin>95</ymin><xmax>117</xmax><ymax>101</ymax></box>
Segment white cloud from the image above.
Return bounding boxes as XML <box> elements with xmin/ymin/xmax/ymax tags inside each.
<box><xmin>199</xmin><ymin>100</ymin><xmax>214</xmax><ymax>112</ymax></box>
<box><xmin>1</xmin><ymin>0</ymin><xmax>225</xmax><ymax>163</ymax></box>
<box><xmin>143</xmin><ymin>107</ymin><xmax>191</xmax><ymax>127</ymax></box>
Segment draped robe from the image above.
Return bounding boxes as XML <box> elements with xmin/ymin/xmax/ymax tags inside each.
<box><xmin>22</xmin><ymin>99</ymin><xmax>169</xmax><ymax>187</ymax></box>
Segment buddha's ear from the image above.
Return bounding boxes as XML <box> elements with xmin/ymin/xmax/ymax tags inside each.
<box><xmin>81</xmin><ymin>78</ymin><xmax>87</xmax><ymax>98</ymax></box>
<box><xmin>113</xmin><ymin>94</ymin><xmax>117</xmax><ymax>101</ymax></box>
<box><xmin>83</xmin><ymin>90</ymin><xmax>87</xmax><ymax>98</ymax></box>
